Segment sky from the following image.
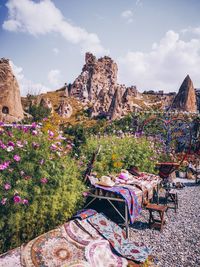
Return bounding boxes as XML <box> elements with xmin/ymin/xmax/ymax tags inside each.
<box><xmin>0</xmin><ymin>0</ymin><xmax>200</xmax><ymax>96</ymax></box>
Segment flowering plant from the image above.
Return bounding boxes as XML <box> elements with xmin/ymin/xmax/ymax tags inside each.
<box><xmin>80</xmin><ymin>136</ymin><xmax>159</xmax><ymax>177</ymax></box>
<box><xmin>0</xmin><ymin>123</ymin><xmax>85</xmax><ymax>253</ymax></box>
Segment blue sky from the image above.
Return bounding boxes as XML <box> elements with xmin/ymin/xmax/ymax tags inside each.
<box><xmin>0</xmin><ymin>0</ymin><xmax>200</xmax><ymax>95</ymax></box>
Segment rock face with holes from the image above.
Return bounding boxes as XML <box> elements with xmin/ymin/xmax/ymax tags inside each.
<box><xmin>171</xmin><ymin>75</ymin><xmax>197</xmax><ymax>113</ymax></box>
<box><xmin>69</xmin><ymin>52</ymin><xmax>138</xmax><ymax>119</ymax></box>
<box><xmin>0</xmin><ymin>58</ymin><xmax>24</xmax><ymax>122</ymax></box>
<box><xmin>56</xmin><ymin>99</ymin><xmax>73</xmax><ymax>118</ymax></box>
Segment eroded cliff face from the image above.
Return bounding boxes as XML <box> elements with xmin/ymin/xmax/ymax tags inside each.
<box><xmin>0</xmin><ymin>58</ymin><xmax>24</xmax><ymax>122</ymax></box>
<box><xmin>69</xmin><ymin>53</ymin><xmax>138</xmax><ymax>119</ymax></box>
<box><xmin>171</xmin><ymin>75</ymin><xmax>197</xmax><ymax>113</ymax></box>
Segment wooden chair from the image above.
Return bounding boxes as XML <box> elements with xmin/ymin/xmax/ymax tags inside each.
<box><xmin>146</xmin><ymin>203</ymin><xmax>167</xmax><ymax>231</ymax></box>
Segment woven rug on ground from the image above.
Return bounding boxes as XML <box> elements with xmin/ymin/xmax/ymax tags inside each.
<box><xmin>0</xmin><ymin>247</ymin><xmax>22</xmax><ymax>267</ymax></box>
<box><xmin>87</xmin><ymin>213</ymin><xmax>150</xmax><ymax>263</ymax></box>
<box><xmin>21</xmin><ymin>227</ymin><xmax>85</xmax><ymax>266</ymax></box>
<box><xmin>64</xmin><ymin>219</ymin><xmax>103</xmax><ymax>247</ymax></box>
<box><xmin>85</xmin><ymin>240</ymin><xmax>128</xmax><ymax>267</ymax></box>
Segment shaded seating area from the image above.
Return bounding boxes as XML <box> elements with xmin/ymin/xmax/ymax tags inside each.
<box><xmin>83</xmin><ymin>149</ymin><xmax>161</xmax><ymax>237</ymax></box>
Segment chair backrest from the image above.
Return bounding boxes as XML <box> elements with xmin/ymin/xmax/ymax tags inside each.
<box><xmin>83</xmin><ymin>145</ymin><xmax>101</xmax><ymax>185</ymax></box>
<box><xmin>158</xmin><ymin>163</ymin><xmax>179</xmax><ymax>180</ymax></box>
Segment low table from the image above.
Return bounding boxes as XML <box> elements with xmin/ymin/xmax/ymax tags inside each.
<box><xmin>146</xmin><ymin>203</ymin><xmax>167</xmax><ymax>231</ymax></box>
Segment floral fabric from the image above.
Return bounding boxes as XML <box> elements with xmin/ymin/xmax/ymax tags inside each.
<box><xmin>94</xmin><ymin>185</ymin><xmax>142</xmax><ymax>224</ymax></box>
<box><xmin>87</xmin><ymin>213</ymin><xmax>150</xmax><ymax>263</ymax></box>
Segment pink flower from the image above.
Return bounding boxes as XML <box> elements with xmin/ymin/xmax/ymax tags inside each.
<box><xmin>39</xmin><ymin>159</ymin><xmax>45</xmax><ymax>165</ymax></box>
<box><xmin>1</xmin><ymin>198</ymin><xmax>7</xmax><ymax>205</ymax></box>
<box><xmin>40</xmin><ymin>177</ymin><xmax>48</xmax><ymax>184</ymax></box>
<box><xmin>7</xmin><ymin>131</ymin><xmax>13</xmax><ymax>137</ymax></box>
<box><xmin>13</xmin><ymin>195</ymin><xmax>21</xmax><ymax>203</ymax></box>
<box><xmin>22</xmin><ymin>199</ymin><xmax>29</xmax><ymax>205</ymax></box>
<box><xmin>16</xmin><ymin>141</ymin><xmax>24</xmax><ymax>148</ymax></box>
<box><xmin>23</xmin><ymin>127</ymin><xmax>29</xmax><ymax>133</ymax></box>
<box><xmin>0</xmin><ymin>161</ymin><xmax>10</xmax><ymax>170</ymax></box>
<box><xmin>14</xmin><ymin>155</ymin><xmax>21</xmax><ymax>162</ymax></box>
<box><xmin>7</xmin><ymin>141</ymin><xmax>15</xmax><ymax>147</ymax></box>
<box><xmin>0</xmin><ymin>143</ymin><xmax>7</xmax><ymax>149</ymax></box>
<box><xmin>32</xmin><ymin>142</ymin><xmax>40</xmax><ymax>149</ymax></box>
<box><xmin>66</xmin><ymin>144</ymin><xmax>72</xmax><ymax>150</ymax></box>
<box><xmin>50</xmin><ymin>144</ymin><xmax>57</xmax><ymax>151</ymax></box>
<box><xmin>48</xmin><ymin>130</ymin><xmax>54</xmax><ymax>137</ymax></box>
<box><xmin>32</xmin><ymin>130</ymin><xmax>38</xmax><ymax>136</ymax></box>
<box><xmin>82</xmin><ymin>192</ymin><xmax>88</xmax><ymax>197</ymax></box>
<box><xmin>31</xmin><ymin>122</ymin><xmax>37</xmax><ymax>129</ymax></box>
<box><xmin>4</xmin><ymin>183</ymin><xmax>11</xmax><ymax>190</ymax></box>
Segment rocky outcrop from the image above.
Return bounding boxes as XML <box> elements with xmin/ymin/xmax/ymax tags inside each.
<box><xmin>40</xmin><ymin>97</ymin><xmax>53</xmax><ymax>111</ymax></box>
<box><xmin>0</xmin><ymin>58</ymin><xmax>24</xmax><ymax>122</ymax></box>
<box><xmin>56</xmin><ymin>99</ymin><xmax>72</xmax><ymax>118</ymax></box>
<box><xmin>196</xmin><ymin>89</ymin><xmax>200</xmax><ymax>112</ymax></box>
<box><xmin>70</xmin><ymin>53</ymin><xmax>138</xmax><ymax>119</ymax></box>
<box><xmin>171</xmin><ymin>75</ymin><xmax>197</xmax><ymax>113</ymax></box>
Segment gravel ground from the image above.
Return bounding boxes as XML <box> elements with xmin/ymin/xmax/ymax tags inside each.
<box><xmin>130</xmin><ymin>179</ymin><xmax>200</xmax><ymax>267</ymax></box>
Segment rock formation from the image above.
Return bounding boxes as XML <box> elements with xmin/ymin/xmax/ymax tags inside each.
<box><xmin>196</xmin><ymin>89</ymin><xmax>200</xmax><ymax>112</ymax></box>
<box><xmin>40</xmin><ymin>97</ymin><xmax>53</xmax><ymax>112</ymax></box>
<box><xmin>56</xmin><ymin>99</ymin><xmax>73</xmax><ymax>118</ymax></box>
<box><xmin>171</xmin><ymin>75</ymin><xmax>197</xmax><ymax>113</ymax></box>
<box><xmin>0</xmin><ymin>58</ymin><xmax>24</xmax><ymax>122</ymax></box>
<box><xmin>69</xmin><ymin>52</ymin><xmax>138</xmax><ymax>119</ymax></box>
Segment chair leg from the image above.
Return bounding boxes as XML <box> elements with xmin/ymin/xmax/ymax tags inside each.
<box><xmin>160</xmin><ymin>211</ymin><xmax>165</xmax><ymax>231</ymax></box>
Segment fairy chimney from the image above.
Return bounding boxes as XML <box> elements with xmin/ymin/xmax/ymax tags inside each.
<box><xmin>171</xmin><ymin>75</ymin><xmax>197</xmax><ymax>113</ymax></box>
<box><xmin>0</xmin><ymin>58</ymin><xmax>24</xmax><ymax>122</ymax></box>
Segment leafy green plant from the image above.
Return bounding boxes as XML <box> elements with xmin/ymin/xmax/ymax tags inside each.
<box><xmin>28</xmin><ymin>105</ymin><xmax>51</xmax><ymax>122</ymax></box>
<box><xmin>80</xmin><ymin>136</ymin><xmax>158</xmax><ymax>177</ymax></box>
<box><xmin>0</xmin><ymin>124</ymin><xmax>85</xmax><ymax>253</ymax></box>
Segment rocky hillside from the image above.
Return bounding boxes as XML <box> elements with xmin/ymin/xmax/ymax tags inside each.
<box><xmin>22</xmin><ymin>53</ymin><xmax>171</xmax><ymax>122</ymax></box>
<box><xmin>0</xmin><ymin>54</ymin><xmax>199</xmax><ymax>123</ymax></box>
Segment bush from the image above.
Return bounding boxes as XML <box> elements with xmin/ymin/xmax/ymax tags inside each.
<box><xmin>0</xmin><ymin>124</ymin><xmax>85</xmax><ymax>253</ymax></box>
<box><xmin>80</xmin><ymin>136</ymin><xmax>158</xmax><ymax>177</ymax></box>
<box><xmin>28</xmin><ymin>105</ymin><xmax>51</xmax><ymax>122</ymax></box>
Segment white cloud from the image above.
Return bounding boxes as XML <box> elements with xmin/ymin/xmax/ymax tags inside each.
<box><xmin>10</xmin><ymin>61</ymin><xmax>48</xmax><ymax>96</ymax></box>
<box><xmin>181</xmin><ymin>26</ymin><xmax>200</xmax><ymax>36</ymax></box>
<box><xmin>47</xmin><ymin>69</ymin><xmax>61</xmax><ymax>87</ymax></box>
<box><xmin>53</xmin><ymin>47</ymin><xmax>59</xmax><ymax>55</ymax></box>
<box><xmin>121</xmin><ymin>10</ymin><xmax>133</xmax><ymax>23</ymax></box>
<box><xmin>118</xmin><ymin>30</ymin><xmax>200</xmax><ymax>92</ymax></box>
<box><xmin>3</xmin><ymin>0</ymin><xmax>107</xmax><ymax>55</ymax></box>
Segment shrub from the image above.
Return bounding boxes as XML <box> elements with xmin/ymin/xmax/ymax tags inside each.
<box><xmin>0</xmin><ymin>124</ymin><xmax>85</xmax><ymax>253</ymax></box>
<box><xmin>28</xmin><ymin>105</ymin><xmax>51</xmax><ymax>122</ymax></box>
<box><xmin>80</xmin><ymin>136</ymin><xmax>159</xmax><ymax>177</ymax></box>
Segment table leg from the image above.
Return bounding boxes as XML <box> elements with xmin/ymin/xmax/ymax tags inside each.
<box><xmin>125</xmin><ymin>202</ymin><xmax>129</xmax><ymax>239</ymax></box>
